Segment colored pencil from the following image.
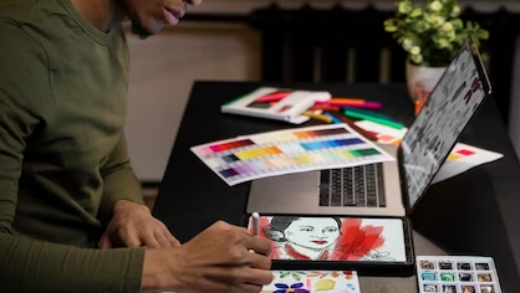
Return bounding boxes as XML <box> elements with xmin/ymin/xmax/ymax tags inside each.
<box><xmin>343</xmin><ymin>107</ymin><xmax>398</xmax><ymax>122</ymax></box>
<box><xmin>316</xmin><ymin>100</ymin><xmax>382</xmax><ymax>109</ymax></box>
<box><xmin>331</xmin><ymin>114</ymin><xmax>379</xmax><ymax>141</ymax></box>
<box><xmin>323</xmin><ymin>112</ymin><xmax>343</xmax><ymax>124</ymax></box>
<box><xmin>310</xmin><ymin>105</ymin><xmax>341</xmax><ymax>112</ymax></box>
<box><xmin>344</xmin><ymin>110</ymin><xmax>404</xmax><ymax>130</ymax></box>
<box><xmin>329</xmin><ymin>98</ymin><xmax>365</xmax><ymax>104</ymax></box>
<box><xmin>302</xmin><ymin>111</ymin><xmax>333</xmax><ymax>124</ymax></box>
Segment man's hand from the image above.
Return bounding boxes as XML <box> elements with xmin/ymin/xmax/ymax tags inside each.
<box><xmin>99</xmin><ymin>200</ymin><xmax>180</xmax><ymax>249</ymax></box>
<box><xmin>141</xmin><ymin>221</ymin><xmax>273</xmax><ymax>293</ymax></box>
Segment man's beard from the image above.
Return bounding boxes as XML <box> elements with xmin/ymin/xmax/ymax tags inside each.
<box><xmin>130</xmin><ymin>16</ymin><xmax>153</xmax><ymax>40</ymax></box>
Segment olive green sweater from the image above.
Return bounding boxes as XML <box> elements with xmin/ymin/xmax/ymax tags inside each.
<box><xmin>0</xmin><ymin>0</ymin><xmax>146</xmax><ymax>291</ymax></box>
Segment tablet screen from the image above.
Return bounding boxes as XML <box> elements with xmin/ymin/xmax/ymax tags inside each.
<box><xmin>248</xmin><ymin>216</ymin><xmax>408</xmax><ymax>263</ymax></box>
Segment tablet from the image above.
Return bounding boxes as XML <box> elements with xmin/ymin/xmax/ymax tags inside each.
<box><xmin>246</xmin><ymin>214</ymin><xmax>415</xmax><ymax>273</ymax></box>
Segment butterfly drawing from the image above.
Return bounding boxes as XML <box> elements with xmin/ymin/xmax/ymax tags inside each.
<box><xmin>272</xmin><ymin>283</ymin><xmax>310</xmax><ymax>293</ymax></box>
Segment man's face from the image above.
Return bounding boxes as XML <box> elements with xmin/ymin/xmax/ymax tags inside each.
<box><xmin>119</xmin><ymin>0</ymin><xmax>203</xmax><ymax>39</ymax></box>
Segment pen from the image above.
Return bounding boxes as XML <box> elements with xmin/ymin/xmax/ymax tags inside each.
<box><xmin>302</xmin><ymin>111</ymin><xmax>333</xmax><ymax>124</ymax></box>
<box><xmin>343</xmin><ymin>107</ymin><xmax>398</xmax><ymax>122</ymax></box>
<box><xmin>344</xmin><ymin>110</ymin><xmax>405</xmax><ymax>130</ymax></box>
<box><xmin>323</xmin><ymin>112</ymin><xmax>343</xmax><ymax>124</ymax></box>
<box><xmin>315</xmin><ymin>100</ymin><xmax>382</xmax><ymax>109</ymax></box>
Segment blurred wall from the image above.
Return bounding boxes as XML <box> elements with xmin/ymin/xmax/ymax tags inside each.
<box><xmin>125</xmin><ymin>23</ymin><xmax>260</xmax><ymax>181</ymax></box>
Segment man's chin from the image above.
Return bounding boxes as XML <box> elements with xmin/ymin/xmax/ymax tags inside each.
<box><xmin>131</xmin><ymin>22</ymin><xmax>154</xmax><ymax>39</ymax></box>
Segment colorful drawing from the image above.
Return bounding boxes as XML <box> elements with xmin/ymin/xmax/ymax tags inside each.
<box><xmin>249</xmin><ymin>216</ymin><xmax>407</xmax><ymax>263</ymax></box>
<box><xmin>263</xmin><ymin>271</ymin><xmax>360</xmax><ymax>293</ymax></box>
<box><xmin>192</xmin><ymin>124</ymin><xmax>394</xmax><ymax>186</ymax></box>
<box><xmin>277</xmin><ymin>271</ymin><xmax>308</xmax><ymax>281</ymax></box>
<box><xmin>272</xmin><ymin>283</ymin><xmax>309</xmax><ymax>293</ymax></box>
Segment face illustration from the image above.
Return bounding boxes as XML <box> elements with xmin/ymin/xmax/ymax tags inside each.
<box><xmin>284</xmin><ymin>218</ymin><xmax>341</xmax><ymax>249</ymax></box>
<box><xmin>118</xmin><ymin>0</ymin><xmax>203</xmax><ymax>38</ymax></box>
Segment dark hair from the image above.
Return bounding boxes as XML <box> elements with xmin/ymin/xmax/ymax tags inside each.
<box><xmin>263</xmin><ymin>216</ymin><xmax>342</xmax><ymax>242</ymax></box>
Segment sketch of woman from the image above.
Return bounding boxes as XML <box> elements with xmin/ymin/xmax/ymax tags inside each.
<box><xmin>263</xmin><ymin>217</ymin><xmax>342</xmax><ymax>260</ymax></box>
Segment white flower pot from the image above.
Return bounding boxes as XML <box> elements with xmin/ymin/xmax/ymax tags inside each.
<box><xmin>406</xmin><ymin>61</ymin><xmax>447</xmax><ymax>103</ymax></box>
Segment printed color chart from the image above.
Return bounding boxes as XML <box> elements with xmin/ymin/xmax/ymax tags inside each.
<box><xmin>191</xmin><ymin>125</ymin><xmax>394</xmax><ymax>186</ymax></box>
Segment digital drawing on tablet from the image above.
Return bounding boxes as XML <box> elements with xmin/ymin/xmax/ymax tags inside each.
<box><xmin>248</xmin><ymin>216</ymin><xmax>407</xmax><ymax>263</ymax></box>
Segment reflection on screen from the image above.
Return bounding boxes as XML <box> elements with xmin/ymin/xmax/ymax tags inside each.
<box><xmin>402</xmin><ymin>45</ymin><xmax>488</xmax><ymax>208</ymax></box>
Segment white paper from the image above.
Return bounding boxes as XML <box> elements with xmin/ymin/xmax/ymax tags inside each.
<box><xmin>354</xmin><ymin>120</ymin><xmax>503</xmax><ymax>184</ymax></box>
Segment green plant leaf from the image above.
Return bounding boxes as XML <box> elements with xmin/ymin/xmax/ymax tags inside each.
<box><xmin>384</xmin><ymin>0</ymin><xmax>488</xmax><ymax>66</ymax></box>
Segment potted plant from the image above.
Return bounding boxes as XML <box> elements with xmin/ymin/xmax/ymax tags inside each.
<box><xmin>384</xmin><ymin>0</ymin><xmax>489</xmax><ymax>105</ymax></box>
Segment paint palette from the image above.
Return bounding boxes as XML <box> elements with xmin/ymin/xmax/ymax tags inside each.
<box><xmin>262</xmin><ymin>271</ymin><xmax>360</xmax><ymax>293</ymax></box>
<box><xmin>191</xmin><ymin>124</ymin><xmax>394</xmax><ymax>186</ymax></box>
<box><xmin>416</xmin><ymin>256</ymin><xmax>502</xmax><ymax>293</ymax></box>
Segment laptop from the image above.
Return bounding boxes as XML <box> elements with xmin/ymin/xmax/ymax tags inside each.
<box><xmin>247</xmin><ymin>39</ymin><xmax>492</xmax><ymax>218</ymax></box>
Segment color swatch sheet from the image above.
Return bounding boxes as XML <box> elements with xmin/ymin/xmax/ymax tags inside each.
<box><xmin>191</xmin><ymin>124</ymin><xmax>394</xmax><ymax>186</ymax></box>
<box><xmin>417</xmin><ymin>256</ymin><xmax>502</xmax><ymax>293</ymax></box>
<box><xmin>353</xmin><ymin>120</ymin><xmax>503</xmax><ymax>184</ymax></box>
<box><xmin>262</xmin><ymin>271</ymin><xmax>360</xmax><ymax>293</ymax></box>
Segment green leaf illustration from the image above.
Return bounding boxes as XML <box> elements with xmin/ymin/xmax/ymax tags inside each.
<box><xmin>292</xmin><ymin>273</ymin><xmax>301</xmax><ymax>281</ymax></box>
<box><xmin>280</xmin><ymin>271</ymin><xmax>290</xmax><ymax>278</ymax></box>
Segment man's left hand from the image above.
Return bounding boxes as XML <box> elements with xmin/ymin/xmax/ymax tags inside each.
<box><xmin>99</xmin><ymin>200</ymin><xmax>180</xmax><ymax>249</ymax></box>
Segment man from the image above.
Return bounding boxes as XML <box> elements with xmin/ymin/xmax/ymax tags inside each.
<box><xmin>0</xmin><ymin>0</ymin><xmax>272</xmax><ymax>292</ymax></box>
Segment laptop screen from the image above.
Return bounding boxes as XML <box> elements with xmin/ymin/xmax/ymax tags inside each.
<box><xmin>401</xmin><ymin>41</ymin><xmax>491</xmax><ymax>209</ymax></box>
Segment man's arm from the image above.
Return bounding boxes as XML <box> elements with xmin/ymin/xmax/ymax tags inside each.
<box><xmin>98</xmin><ymin>132</ymin><xmax>145</xmax><ymax>224</ymax></box>
<box><xmin>0</xmin><ymin>21</ymin><xmax>144</xmax><ymax>292</ymax></box>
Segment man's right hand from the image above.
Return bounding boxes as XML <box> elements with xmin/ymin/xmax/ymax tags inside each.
<box><xmin>141</xmin><ymin>221</ymin><xmax>273</xmax><ymax>293</ymax></box>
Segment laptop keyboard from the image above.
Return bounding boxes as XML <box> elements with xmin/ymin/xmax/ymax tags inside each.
<box><xmin>319</xmin><ymin>163</ymin><xmax>387</xmax><ymax>208</ymax></box>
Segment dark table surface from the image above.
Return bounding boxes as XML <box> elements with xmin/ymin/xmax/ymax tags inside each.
<box><xmin>153</xmin><ymin>81</ymin><xmax>520</xmax><ymax>292</ymax></box>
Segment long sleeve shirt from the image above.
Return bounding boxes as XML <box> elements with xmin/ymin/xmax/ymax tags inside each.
<box><xmin>0</xmin><ymin>0</ymin><xmax>146</xmax><ymax>291</ymax></box>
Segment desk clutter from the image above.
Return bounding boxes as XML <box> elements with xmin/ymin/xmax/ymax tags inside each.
<box><xmin>221</xmin><ymin>86</ymin><xmax>382</xmax><ymax>125</ymax></box>
<box><xmin>190</xmin><ymin>42</ymin><xmax>505</xmax><ymax>293</ymax></box>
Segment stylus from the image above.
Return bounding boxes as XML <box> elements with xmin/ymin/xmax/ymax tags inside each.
<box><xmin>252</xmin><ymin>212</ymin><xmax>260</xmax><ymax>236</ymax></box>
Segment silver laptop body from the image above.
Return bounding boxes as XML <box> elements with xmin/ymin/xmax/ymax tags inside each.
<box><xmin>247</xmin><ymin>144</ymin><xmax>406</xmax><ymax>217</ymax></box>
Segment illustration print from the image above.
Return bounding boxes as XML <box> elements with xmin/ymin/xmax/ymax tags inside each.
<box><xmin>262</xmin><ymin>271</ymin><xmax>360</xmax><ymax>293</ymax></box>
<box><xmin>249</xmin><ymin>216</ymin><xmax>407</xmax><ymax>262</ymax></box>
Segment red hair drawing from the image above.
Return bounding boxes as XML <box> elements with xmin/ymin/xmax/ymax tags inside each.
<box><xmin>252</xmin><ymin>216</ymin><xmax>391</xmax><ymax>261</ymax></box>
